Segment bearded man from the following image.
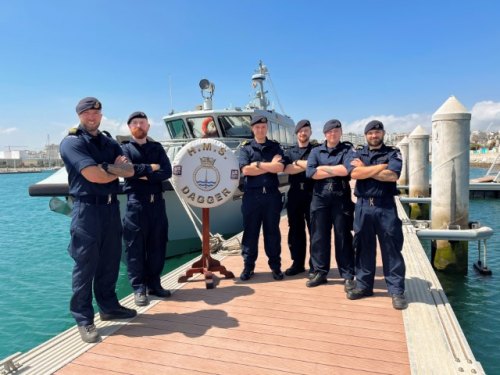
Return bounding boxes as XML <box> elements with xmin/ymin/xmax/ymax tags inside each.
<box><xmin>121</xmin><ymin>111</ymin><xmax>172</xmax><ymax>307</ymax></box>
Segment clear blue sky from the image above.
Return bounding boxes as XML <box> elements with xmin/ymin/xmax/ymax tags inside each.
<box><xmin>1</xmin><ymin>0</ymin><xmax>499</xmax><ymax>150</ymax></box>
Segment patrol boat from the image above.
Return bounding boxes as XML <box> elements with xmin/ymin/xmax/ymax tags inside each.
<box><xmin>29</xmin><ymin>61</ymin><xmax>295</xmax><ymax>257</ymax></box>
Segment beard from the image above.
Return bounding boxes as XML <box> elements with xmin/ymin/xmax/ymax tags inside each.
<box><xmin>131</xmin><ymin>127</ymin><xmax>148</xmax><ymax>139</ymax></box>
<box><xmin>367</xmin><ymin>139</ymin><xmax>383</xmax><ymax>148</ymax></box>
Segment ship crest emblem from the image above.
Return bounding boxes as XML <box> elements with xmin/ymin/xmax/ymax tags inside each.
<box><xmin>193</xmin><ymin>157</ymin><xmax>220</xmax><ymax>192</ymax></box>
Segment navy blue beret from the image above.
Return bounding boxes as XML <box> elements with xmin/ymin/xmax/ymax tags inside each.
<box><xmin>250</xmin><ymin>115</ymin><xmax>268</xmax><ymax>126</ymax></box>
<box><xmin>323</xmin><ymin>119</ymin><xmax>342</xmax><ymax>133</ymax></box>
<box><xmin>295</xmin><ymin>119</ymin><xmax>311</xmax><ymax>134</ymax></box>
<box><xmin>127</xmin><ymin>111</ymin><xmax>148</xmax><ymax>124</ymax></box>
<box><xmin>76</xmin><ymin>97</ymin><xmax>102</xmax><ymax>114</ymax></box>
<box><xmin>364</xmin><ymin>120</ymin><xmax>384</xmax><ymax>134</ymax></box>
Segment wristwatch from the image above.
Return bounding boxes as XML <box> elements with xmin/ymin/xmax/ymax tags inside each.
<box><xmin>256</xmin><ymin>161</ymin><xmax>261</xmax><ymax>169</ymax></box>
<box><xmin>102</xmin><ymin>162</ymin><xmax>109</xmax><ymax>172</ymax></box>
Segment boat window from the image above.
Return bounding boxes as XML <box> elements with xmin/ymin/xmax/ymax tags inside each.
<box><xmin>165</xmin><ymin>119</ymin><xmax>189</xmax><ymax>139</ymax></box>
<box><xmin>218</xmin><ymin>115</ymin><xmax>253</xmax><ymax>138</ymax></box>
<box><xmin>270</xmin><ymin>121</ymin><xmax>280</xmax><ymax>142</ymax></box>
<box><xmin>189</xmin><ymin>116</ymin><xmax>220</xmax><ymax>138</ymax></box>
<box><xmin>287</xmin><ymin>127</ymin><xmax>294</xmax><ymax>145</ymax></box>
<box><xmin>279</xmin><ymin>123</ymin><xmax>287</xmax><ymax>144</ymax></box>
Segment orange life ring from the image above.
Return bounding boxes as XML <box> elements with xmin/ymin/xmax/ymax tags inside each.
<box><xmin>202</xmin><ymin>117</ymin><xmax>215</xmax><ymax>135</ymax></box>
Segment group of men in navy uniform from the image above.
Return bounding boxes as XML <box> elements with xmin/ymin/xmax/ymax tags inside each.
<box><xmin>238</xmin><ymin>114</ymin><xmax>408</xmax><ymax>311</ymax></box>
<box><xmin>60</xmin><ymin>97</ymin><xmax>172</xmax><ymax>343</ymax></box>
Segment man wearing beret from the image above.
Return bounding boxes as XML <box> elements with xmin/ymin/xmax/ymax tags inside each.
<box><xmin>348</xmin><ymin>120</ymin><xmax>407</xmax><ymax>310</ymax></box>
<box><xmin>283</xmin><ymin>119</ymin><xmax>317</xmax><ymax>276</ymax></box>
<box><xmin>238</xmin><ymin>114</ymin><xmax>287</xmax><ymax>281</ymax></box>
<box><xmin>60</xmin><ymin>97</ymin><xmax>137</xmax><ymax>343</ymax></box>
<box><xmin>305</xmin><ymin>119</ymin><xmax>356</xmax><ymax>289</ymax></box>
<box><xmin>121</xmin><ymin>111</ymin><xmax>172</xmax><ymax>307</ymax></box>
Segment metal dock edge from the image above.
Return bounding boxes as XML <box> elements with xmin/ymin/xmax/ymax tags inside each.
<box><xmin>396</xmin><ymin>198</ymin><xmax>485</xmax><ymax>374</ymax></box>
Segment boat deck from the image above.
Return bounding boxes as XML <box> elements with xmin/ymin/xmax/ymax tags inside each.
<box><xmin>5</xmin><ymin>199</ymin><xmax>484</xmax><ymax>374</ymax></box>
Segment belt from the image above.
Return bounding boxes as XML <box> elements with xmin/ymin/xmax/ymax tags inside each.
<box><xmin>128</xmin><ymin>192</ymin><xmax>163</xmax><ymax>203</ymax></box>
<box><xmin>245</xmin><ymin>186</ymin><xmax>279</xmax><ymax>194</ymax></box>
<box><xmin>290</xmin><ymin>182</ymin><xmax>311</xmax><ymax>191</ymax></box>
<box><xmin>74</xmin><ymin>194</ymin><xmax>118</xmax><ymax>205</ymax></box>
<box><xmin>358</xmin><ymin>197</ymin><xmax>395</xmax><ymax>206</ymax></box>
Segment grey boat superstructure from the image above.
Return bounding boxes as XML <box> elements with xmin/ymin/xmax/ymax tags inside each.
<box><xmin>29</xmin><ymin>61</ymin><xmax>294</xmax><ymax>256</ymax></box>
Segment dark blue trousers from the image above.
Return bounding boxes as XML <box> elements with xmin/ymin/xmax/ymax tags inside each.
<box><xmin>241</xmin><ymin>189</ymin><xmax>282</xmax><ymax>271</ymax></box>
<box><xmin>353</xmin><ymin>199</ymin><xmax>405</xmax><ymax>295</ymax></box>
<box><xmin>286</xmin><ymin>187</ymin><xmax>312</xmax><ymax>270</ymax></box>
<box><xmin>123</xmin><ymin>197</ymin><xmax>168</xmax><ymax>292</ymax></box>
<box><xmin>68</xmin><ymin>201</ymin><xmax>122</xmax><ymax>326</ymax></box>
<box><xmin>309</xmin><ymin>188</ymin><xmax>354</xmax><ymax>279</ymax></box>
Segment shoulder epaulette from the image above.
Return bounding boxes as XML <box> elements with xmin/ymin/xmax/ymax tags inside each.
<box><xmin>240</xmin><ymin>140</ymin><xmax>250</xmax><ymax>146</ymax></box>
<box><xmin>121</xmin><ymin>140</ymin><xmax>131</xmax><ymax>145</ymax></box>
<box><xmin>270</xmin><ymin>139</ymin><xmax>279</xmax><ymax>144</ymax></box>
<box><xmin>343</xmin><ymin>141</ymin><xmax>354</xmax><ymax>147</ymax></box>
<box><xmin>310</xmin><ymin>140</ymin><xmax>319</xmax><ymax>147</ymax></box>
<box><xmin>101</xmin><ymin>130</ymin><xmax>112</xmax><ymax>138</ymax></box>
<box><xmin>67</xmin><ymin>127</ymin><xmax>81</xmax><ymax>136</ymax></box>
<box><xmin>356</xmin><ymin>145</ymin><xmax>364</xmax><ymax>150</ymax></box>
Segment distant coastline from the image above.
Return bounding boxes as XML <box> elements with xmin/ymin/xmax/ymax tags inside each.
<box><xmin>469</xmin><ymin>151</ymin><xmax>498</xmax><ymax>168</ymax></box>
<box><xmin>0</xmin><ymin>167</ymin><xmax>61</xmax><ymax>174</ymax></box>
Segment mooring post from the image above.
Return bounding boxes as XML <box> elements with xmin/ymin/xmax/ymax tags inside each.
<box><xmin>408</xmin><ymin>126</ymin><xmax>430</xmax><ymax>220</ymax></box>
<box><xmin>431</xmin><ymin>96</ymin><xmax>471</xmax><ymax>273</ymax></box>
<box><xmin>397</xmin><ymin>136</ymin><xmax>409</xmax><ymax>187</ymax></box>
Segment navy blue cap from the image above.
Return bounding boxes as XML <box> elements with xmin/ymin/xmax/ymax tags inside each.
<box><xmin>295</xmin><ymin>119</ymin><xmax>311</xmax><ymax>134</ymax></box>
<box><xmin>76</xmin><ymin>97</ymin><xmax>102</xmax><ymax>114</ymax></box>
<box><xmin>250</xmin><ymin>115</ymin><xmax>268</xmax><ymax>126</ymax></box>
<box><xmin>364</xmin><ymin>120</ymin><xmax>384</xmax><ymax>134</ymax></box>
<box><xmin>323</xmin><ymin>119</ymin><xmax>342</xmax><ymax>133</ymax></box>
<box><xmin>127</xmin><ymin>111</ymin><xmax>148</xmax><ymax>124</ymax></box>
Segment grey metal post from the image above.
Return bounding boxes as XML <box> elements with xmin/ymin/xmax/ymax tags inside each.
<box><xmin>431</xmin><ymin>96</ymin><xmax>471</xmax><ymax>273</ymax></box>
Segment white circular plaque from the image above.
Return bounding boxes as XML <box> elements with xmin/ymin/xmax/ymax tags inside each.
<box><xmin>171</xmin><ymin>139</ymin><xmax>240</xmax><ymax>208</ymax></box>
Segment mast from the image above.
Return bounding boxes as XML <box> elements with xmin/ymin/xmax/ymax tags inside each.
<box><xmin>251</xmin><ymin>61</ymin><xmax>269</xmax><ymax>110</ymax></box>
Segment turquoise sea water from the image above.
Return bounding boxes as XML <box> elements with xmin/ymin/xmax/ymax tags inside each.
<box><xmin>0</xmin><ymin>171</ymin><xmax>198</xmax><ymax>360</ymax></box>
<box><xmin>0</xmin><ymin>170</ymin><xmax>498</xmax><ymax>373</ymax></box>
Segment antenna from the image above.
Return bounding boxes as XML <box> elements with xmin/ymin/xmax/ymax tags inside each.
<box><xmin>169</xmin><ymin>75</ymin><xmax>174</xmax><ymax>114</ymax></box>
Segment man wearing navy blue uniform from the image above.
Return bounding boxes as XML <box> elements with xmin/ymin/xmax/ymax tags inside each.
<box><xmin>283</xmin><ymin>119</ymin><xmax>316</xmax><ymax>276</ymax></box>
<box><xmin>60</xmin><ymin>97</ymin><xmax>137</xmax><ymax>343</ymax></box>
<box><xmin>305</xmin><ymin>119</ymin><xmax>356</xmax><ymax>290</ymax></box>
<box><xmin>239</xmin><ymin>115</ymin><xmax>287</xmax><ymax>281</ymax></box>
<box><xmin>347</xmin><ymin>120</ymin><xmax>408</xmax><ymax>310</ymax></box>
<box><xmin>121</xmin><ymin>111</ymin><xmax>172</xmax><ymax>307</ymax></box>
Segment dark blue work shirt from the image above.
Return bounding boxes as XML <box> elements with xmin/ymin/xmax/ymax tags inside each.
<box><xmin>306</xmin><ymin>141</ymin><xmax>355</xmax><ymax>181</ymax></box>
<box><xmin>353</xmin><ymin>144</ymin><xmax>402</xmax><ymax>198</ymax></box>
<box><xmin>239</xmin><ymin>138</ymin><xmax>286</xmax><ymax>191</ymax></box>
<box><xmin>121</xmin><ymin>139</ymin><xmax>172</xmax><ymax>195</ymax></box>
<box><xmin>60</xmin><ymin>126</ymin><xmax>123</xmax><ymax>197</ymax></box>
<box><xmin>284</xmin><ymin>142</ymin><xmax>317</xmax><ymax>192</ymax></box>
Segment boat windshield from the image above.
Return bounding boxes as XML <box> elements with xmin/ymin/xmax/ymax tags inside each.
<box><xmin>218</xmin><ymin>115</ymin><xmax>253</xmax><ymax>138</ymax></box>
<box><xmin>164</xmin><ymin>114</ymin><xmax>254</xmax><ymax>140</ymax></box>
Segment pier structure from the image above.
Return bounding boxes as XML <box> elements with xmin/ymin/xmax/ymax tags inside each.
<box><xmin>5</xmin><ymin>206</ymin><xmax>484</xmax><ymax>374</ymax></box>
<box><xmin>397</xmin><ymin>136</ymin><xmax>409</xmax><ymax>187</ymax></box>
<box><xmin>408</xmin><ymin>126</ymin><xmax>430</xmax><ymax>220</ymax></box>
<box><xmin>431</xmin><ymin>96</ymin><xmax>471</xmax><ymax>273</ymax></box>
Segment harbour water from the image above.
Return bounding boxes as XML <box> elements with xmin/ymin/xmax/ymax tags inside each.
<box><xmin>0</xmin><ymin>171</ymin><xmax>198</xmax><ymax>361</ymax></box>
<box><xmin>0</xmin><ymin>170</ymin><xmax>498</xmax><ymax>373</ymax></box>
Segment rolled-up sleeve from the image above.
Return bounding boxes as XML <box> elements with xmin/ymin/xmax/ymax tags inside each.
<box><xmin>387</xmin><ymin>149</ymin><xmax>402</xmax><ymax>177</ymax></box>
<box><xmin>239</xmin><ymin>146</ymin><xmax>251</xmax><ymax>171</ymax></box>
<box><xmin>306</xmin><ymin>148</ymin><xmax>319</xmax><ymax>178</ymax></box>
